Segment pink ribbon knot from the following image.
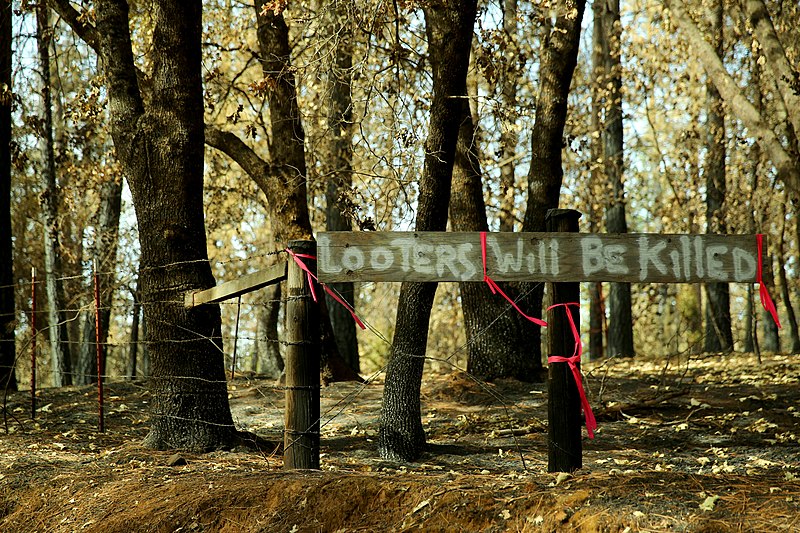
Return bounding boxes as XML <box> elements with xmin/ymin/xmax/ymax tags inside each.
<box><xmin>285</xmin><ymin>247</ymin><xmax>366</xmax><ymax>330</ymax></box>
<box><xmin>546</xmin><ymin>302</ymin><xmax>597</xmax><ymax>439</ymax></box>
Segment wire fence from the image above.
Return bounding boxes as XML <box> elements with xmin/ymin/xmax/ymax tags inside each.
<box><xmin>0</xmin><ymin>254</ymin><xmax>776</xmax><ymax>470</ymax></box>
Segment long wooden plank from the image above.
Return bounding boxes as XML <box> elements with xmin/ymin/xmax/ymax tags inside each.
<box><xmin>317</xmin><ymin>232</ymin><xmax>767</xmax><ymax>284</ymax></box>
<box><xmin>185</xmin><ymin>262</ymin><xmax>287</xmax><ymax>307</ymax></box>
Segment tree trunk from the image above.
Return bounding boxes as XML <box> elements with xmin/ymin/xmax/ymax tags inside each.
<box><xmin>777</xmin><ymin>206</ymin><xmax>800</xmax><ymax>352</ymax></box>
<box><xmin>37</xmin><ymin>3</ymin><xmax>72</xmax><ymax>386</ymax></box>
<box><xmin>378</xmin><ymin>0</ymin><xmax>476</xmax><ymax>462</ymax></box>
<box><xmin>497</xmin><ymin>0</ymin><xmax>518</xmax><ymax>233</ymax></box>
<box><xmin>76</xmin><ymin>176</ymin><xmax>123</xmax><ymax>384</ymax></box>
<box><xmin>703</xmin><ymin>0</ymin><xmax>732</xmax><ymax>353</ymax></box>
<box><xmin>254</xmin><ymin>283</ymin><xmax>283</xmax><ymax>378</ymax></box>
<box><xmin>744</xmin><ymin>284</ymin><xmax>755</xmax><ymax>352</ymax></box>
<box><xmin>204</xmin><ymin>4</ymin><xmax>361</xmax><ymax>384</ymax></box>
<box><xmin>128</xmin><ymin>283</ymin><xmax>140</xmax><ymax>379</ymax></box>
<box><xmin>601</xmin><ymin>0</ymin><xmax>634</xmax><ymax>358</ymax></box>
<box><xmin>519</xmin><ymin>0</ymin><xmax>588</xmax><ymax>369</ymax></box>
<box><xmin>96</xmin><ymin>0</ymin><xmax>236</xmax><ymax>450</ymax></box>
<box><xmin>588</xmin><ymin>0</ymin><xmax>605</xmax><ymax>361</ymax></box>
<box><xmin>323</xmin><ymin>0</ymin><xmax>359</xmax><ymax>373</ymax></box>
<box><xmin>0</xmin><ymin>0</ymin><xmax>15</xmax><ymax>391</ymax></box>
<box><xmin>253</xmin><ymin>4</ymin><xmax>312</xmax><ymax>244</ymax></box>
<box><xmin>450</xmin><ymin>97</ymin><xmax>534</xmax><ymax>381</ymax></box>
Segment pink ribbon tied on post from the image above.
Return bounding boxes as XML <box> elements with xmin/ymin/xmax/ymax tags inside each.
<box><xmin>285</xmin><ymin>247</ymin><xmax>366</xmax><ymax>330</ymax></box>
<box><xmin>480</xmin><ymin>232</ymin><xmax>547</xmax><ymax>327</ymax></box>
<box><xmin>756</xmin><ymin>234</ymin><xmax>781</xmax><ymax>329</ymax></box>
<box><xmin>546</xmin><ymin>302</ymin><xmax>597</xmax><ymax>439</ymax></box>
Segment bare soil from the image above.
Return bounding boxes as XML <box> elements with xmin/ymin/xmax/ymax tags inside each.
<box><xmin>1</xmin><ymin>353</ymin><xmax>799</xmax><ymax>532</ymax></box>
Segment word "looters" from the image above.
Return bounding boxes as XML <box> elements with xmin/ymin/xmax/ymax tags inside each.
<box><xmin>316</xmin><ymin>232</ymin><xmax>763</xmax><ymax>284</ymax></box>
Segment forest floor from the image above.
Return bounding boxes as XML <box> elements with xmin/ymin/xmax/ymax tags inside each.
<box><xmin>1</xmin><ymin>352</ymin><xmax>799</xmax><ymax>532</ymax></box>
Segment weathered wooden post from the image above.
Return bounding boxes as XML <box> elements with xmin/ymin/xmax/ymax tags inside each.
<box><xmin>546</xmin><ymin>208</ymin><xmax>583</xmax><ymax>473</ymax></box>
<box><xmin>284</xmin><ymin>240</ymin><xmax>321</xmax><ymax>470</ymax></box>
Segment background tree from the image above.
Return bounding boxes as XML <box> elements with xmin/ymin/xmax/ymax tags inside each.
<box><xmin>667</xmin><ymin>0</ymin><xmax>800</xmax><ymax>196</ymax></box>
<box><xmin>0</xmin><ymin>0</ymin><xmax>14</xmax><ymax>391</ymax></box>
<box><xmin>703</xmin><ymin>0</ymin><xmax>732</xmax><ymax>353</ymax></box>
<box><xmin>588</xmin><ymin>0</ymin><xmax>605</xmax><ymax>360</ymax></box>
<box><xmin>601</xmin><ymin>0</ymin><xmax>634</xmax><ymax>358</ymax></box>
<box><xmin>450</xmin><ymin>68</ymin><xmax>533</xmax><ymax>381</ymax></box>
<box><xmin>322</xmin><ymin>0</ymin><xmax>359</xmax><ymax>373</ymax></box>
<box><xmin>75</xmin><ymin>174</ymin><xmax>123</xmax><ymax>385</ymax></box>
<box><xmin>36</xmin><ymin>3</ymin><xmax>72</xmax><ymax>386</ymax></box>
<box><xmin>378</xmin><ymin>0</ymin><xmax>477</xmax><ymax>462</ymax></box>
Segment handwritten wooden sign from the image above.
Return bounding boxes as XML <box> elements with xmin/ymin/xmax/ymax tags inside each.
<box><xmin>317</xmin><ymin>232</ymin><xmax>766</xmax><ymax>284</ymax></box>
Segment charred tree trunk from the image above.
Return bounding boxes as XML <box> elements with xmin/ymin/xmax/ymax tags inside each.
<box><xmin>451</xmin><ymin>97</ymin><xmax>534</xmax><ymax>381</ymax></box>
<box><xmin>378</xmin><ymin>0</ymin><xmax>476</xmax><ymax>462</ymax></box>
<box><xmin>600</xmin><ymin>0</ymin><xmax>633</xmax><ymax>358</ymax></box>
<box><xmin>94</xmin><ymin>0</ymin><xmax>237</xmax><ymax>450</ymax></box>
<box><xmin>0</xmin><ymin>0</ymin><xmax>15</xmax><ymax>391</ymax></box>
<box><xmin>127</xmin><ymin>283</ymin><xmax>140</xmax><ymax>380</ymax></box>
<box><xmin>202</xmin><ymin>3</ymin><xmax>360</xmax><ymax>383</ymax></box>
<box><xmin>778</xmin><ymin>206</ymin><xmax>800</xmax><ymax>352</ymax></box>
<box><xmin>497</xmin><ymin>0</ymin><xmax>518</xmax><ymax>233</ymax></box>
<box><xmin>37</xmin><ymin>3</ymin><xmax>72</xmax><ymax>386</ymax></box>
<box><xmin>588</xmin><ymin>0</ymin><xmax>605</xmax><ymax>361</ymax></box>
<box><xmin>254</xmin><ymin>283</ymin><xmax>283</xmax><ymax>378</ymax></box>
<box><xmin>76</xmin><ymin>176</ymin><xmax>123</xmax><ymax>384</ymax></box>
<box><xmin>323</xmin><ymin>0</ymin><xmax>359</xmax><ymax>373</ymax></box>
<box><xmin>520</xmin><ymin>0</ymin><xmax>588</xmax><ymax>363</ymax></box>
<box><xmin>703</xmin><ymin>0</ymin><xmax>732</xmax><ymax>353</ymax></box>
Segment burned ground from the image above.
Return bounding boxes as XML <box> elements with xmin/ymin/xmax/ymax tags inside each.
<box><xmin>1</xmin><ymin>353</ymin><xmax>798</xmax><ymax>532</ymax></box>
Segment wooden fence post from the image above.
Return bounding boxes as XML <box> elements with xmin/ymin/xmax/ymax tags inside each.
<box><xmin>284</xmin><ymin>240</ymin><xmax>321</xmax><ymax>470</ymax></box>
<box><xmin>546</xmin><ymin>208</ymin><xmax>583</xmax><ymax>473</ymax></box>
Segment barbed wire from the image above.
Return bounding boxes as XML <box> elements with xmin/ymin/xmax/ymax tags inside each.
<box><xmin>1</xmin><ymin>259</ymin><xmax>771</xmax><ymax>472</ymax></box>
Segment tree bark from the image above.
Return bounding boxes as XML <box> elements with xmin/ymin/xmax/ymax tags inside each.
<box><xmin>497</xmin><ymin>0</ymin><xmax>518</xmax><ymax>233</ymax></box>
<box><xmin>206</xmin><ymin>4</ymin><xmax>362</xmax><ymax>384</ymax></box>
<box><xmin>0</xmin><ymin>0</ymin><xmax>15</xmax><ymax>391</ymax></box>
<box><xmin>519</xmin><ymin>0</ymin><xmax>588</xmax><ymax>369</ymax></box>
<box><xmin>127</xmin><ymin>283</ymin><xmax>140</xmax><ymax>379</ymax></box>
<box><xmin>95</xmin><ymin>0</ymin><xmax>237</xmax><ymax>450</ymax></box>
<box><xmin>323</xmin><ymin>0</ymin><xmax>359</xmax><ymax>373</ymax></box>
<box><xmin>254</xmin><ymin>283</ymin><xmax>283</xmax><ymax>378</ymax></box>
<box><xmin>777</xmin><ymin>203</ymin><xmax>800</xmax><ymax>352</ymax></box>
<box><xmin>37</xmin><ymin>3</ymin><xmax>72</xmax><ymax>386</ymax></box>
<box><xmin>703</xmin><ymin>0</ymin><xmax>732</xmax><ymax>353</ymax></box>
<box><xmin>589</xmin><ymin>0</ymin><xmax>605</xmax><ymax>361</ymax></box>
<box><xmin>600</xmin><ymin>0</ymin><xmax>634</xmax><ymax>358</ymax></box>
<box><xmin>450</xmin><ymin>97</ymin><xmax>534</xmax><ymax>381</ymax></box>
<box><xmin>76</xmin><ymin>176</ymin><xmax>123</xmax><ymax>384</ymax></box>
<box><xmin>378</xmin><ymin>0</ymin><xmax>476</xmax><ymax>462</ymax></box>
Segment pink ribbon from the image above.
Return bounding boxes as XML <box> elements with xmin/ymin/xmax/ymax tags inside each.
<box><xmin>756</xmin><ymin>234</ymin><xmax>781</xmax><ymax>329</ymax></box>
<box><xmin>546</xmin><ymin>302</ymin><xmax>597</xmax><ymax>439</ymax></box>
<box><xmin>480</xmin><ymin>232</ymin><xmax>547</xmax><ymax>327</ymax></box>
<box><xmin>285</xmin><ymin>248</ymin><xmax>366</xmax><ymax>330</ymax></box>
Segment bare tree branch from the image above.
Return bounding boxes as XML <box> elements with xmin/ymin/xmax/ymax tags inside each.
<box><xmin>667</xmin><ymin>0</ymin><xmax>800</xmax><ymax>197</ymax></box>
<box><xmin>741</xmin><ymin>0</ymin><xmax>800</xmax><ymax>138</ymax></box>
<box><xmin>204</xmin><ymin>125</ymin><xmax>274</xmax><ymax>195</ymax></box>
